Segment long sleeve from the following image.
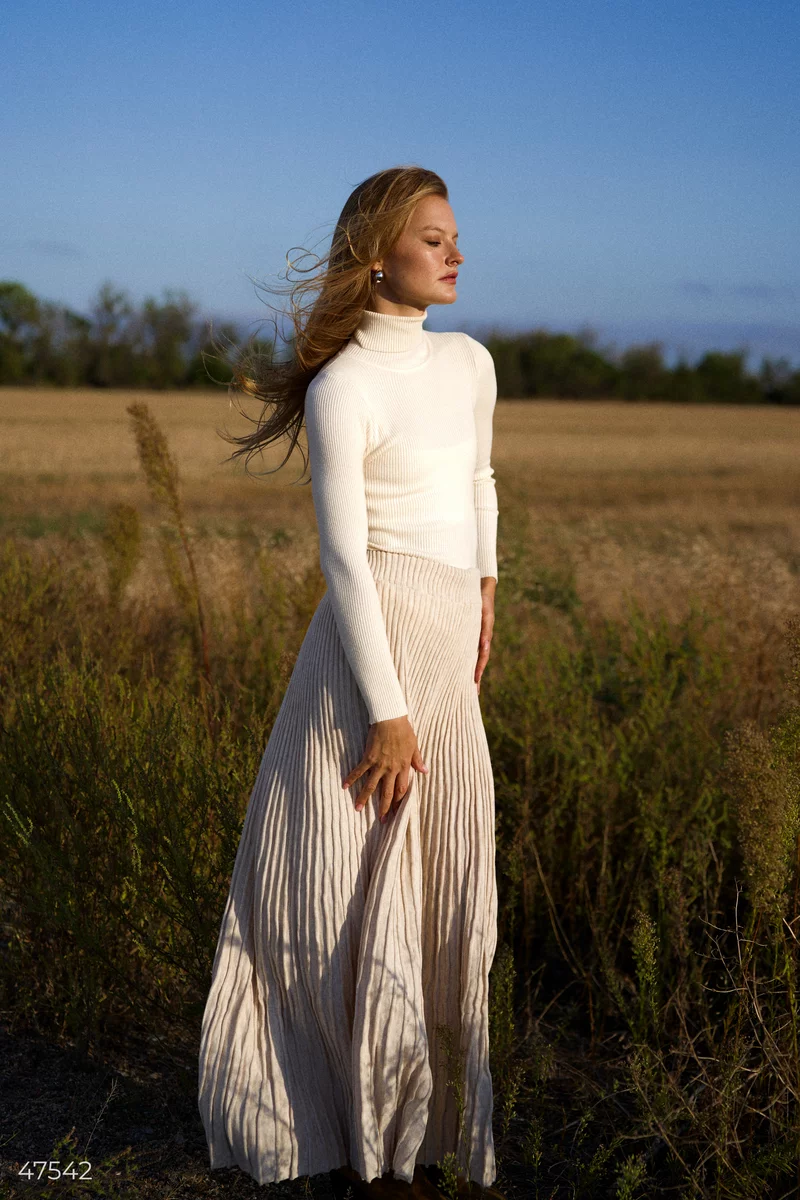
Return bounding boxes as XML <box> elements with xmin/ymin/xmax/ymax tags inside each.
<box><xmin>304</xmin><ymin>370</ymin><xmax>410</xmax><ymax>724</ymax></box>
<box><xmin>468</xmin><ymin>337</ymin><xmax>499</xmax><ymax>580</ymax></box>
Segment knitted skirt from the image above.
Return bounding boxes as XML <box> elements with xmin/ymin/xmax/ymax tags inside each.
<box><xmin>197</xmin><ymin>546</ymin><xmax>499</xmax><ymax>1188</ymax></box>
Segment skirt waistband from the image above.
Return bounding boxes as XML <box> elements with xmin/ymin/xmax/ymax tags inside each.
<box><xmin>366</xmin><ymin>545</ymin><xmax>481</xmax><ymax>602</ymax></box>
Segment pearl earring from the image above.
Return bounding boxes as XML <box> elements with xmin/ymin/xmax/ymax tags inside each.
<box><xmin>372</xmin><ymin>269</ymin><xmax>384</xmax><ymax>284</ymax></box>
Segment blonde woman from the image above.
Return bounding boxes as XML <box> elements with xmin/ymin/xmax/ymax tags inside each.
<box><xmin>198</xmin><ymin>166</ymin><xmax>504</xmax><ymax>1200</ymax></box>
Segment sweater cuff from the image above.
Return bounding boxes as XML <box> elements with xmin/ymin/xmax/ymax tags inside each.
<box><xmin>367</xmin><ymin>696</ymin><xmax>409</xmax><ymax>724</ymax></box>
<box><xmin>474</xmin><ymin>469</ymin><xmax>499</xmax><ymax>579</ymax></box>
<box><xmin>476</xmin><ymin>503</ymin><xmax>498</xmax><ymax>580</ymax></box>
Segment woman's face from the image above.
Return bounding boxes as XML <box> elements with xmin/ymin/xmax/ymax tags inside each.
<box><xmin>372</xmin><ymin>194</ymin><xmax>465</xmax><ymax>314</ymax></box>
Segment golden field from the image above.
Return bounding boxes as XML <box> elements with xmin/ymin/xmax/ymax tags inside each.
<box><xmin>2</xmin><ymin>385</ymin><xmax>799</xmax><ymax>717</ymax></box>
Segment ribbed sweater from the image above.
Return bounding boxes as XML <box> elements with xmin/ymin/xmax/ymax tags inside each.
<box><xmin>303</xmin><ymin>307</ymin><xmax>499</xmax><ymax>725</ymax></box>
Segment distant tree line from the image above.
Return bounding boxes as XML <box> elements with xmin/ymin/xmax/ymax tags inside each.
<box><xmin>0</xmin><ymin>280</ymin><xmax>240</xmax><ymax>390</ymax></box>
<box><xmin>2</xmin><ymin>278</ymin><xmax>799</xmax><ymax>403</ymax></box>
<box><xmin>485</xmin><ymin>328</ymin><xmax>800</xmax><ymax>404</ymax></box>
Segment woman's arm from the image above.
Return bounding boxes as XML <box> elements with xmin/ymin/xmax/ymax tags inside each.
<box><xmin>470</xmin><ymin>338</ymin><xmax>499</xmax><ymax>581</ymax></box>
<box><xmin>304</xmin><ymin>370</ymin><xmax>409</xmax><ymax>724</ymax></box>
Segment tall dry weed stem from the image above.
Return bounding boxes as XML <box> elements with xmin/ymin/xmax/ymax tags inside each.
<box><xmin>126</xmin><ymin>400</ymin><xmax>213</xmax><ymax>695</ymax></box>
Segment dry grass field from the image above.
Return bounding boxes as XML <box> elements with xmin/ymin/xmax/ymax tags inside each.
<box><xmin>2</xmin><ymin>387</ymin><xmax>799</xmax><ymax>708</ymax></box>
<box><xmin>4</xmin><ymin>387</ymin><xmax>800</xmax><ymax>1197</ymax></box>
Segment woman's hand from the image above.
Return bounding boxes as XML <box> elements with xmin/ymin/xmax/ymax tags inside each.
<box><xmin>342</xmin><ymin>715</ymin><xmax>428</xmax><ymax>824</ymax></box>
<box><xmin>475</xmin><ymin>576</ymin><xmax>496</xmax><ymax>695</ymax></box>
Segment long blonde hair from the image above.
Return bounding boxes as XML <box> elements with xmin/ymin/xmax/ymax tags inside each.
<box><xmin>217</xmin><ymin>164</ymin><xmax>448</xmax><ymax>479</ymax></box>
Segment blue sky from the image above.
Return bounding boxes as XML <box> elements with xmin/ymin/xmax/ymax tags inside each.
<box><xmin>2</xmin><ymin>0</ymin><xmax>798</xmax><ymax>367</ymax></box>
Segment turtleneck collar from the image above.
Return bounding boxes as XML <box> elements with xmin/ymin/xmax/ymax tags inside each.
<box><xmin>348</xmin><ymin>307</ymin><xmax>430</xmax><ymax>369</ymax></box>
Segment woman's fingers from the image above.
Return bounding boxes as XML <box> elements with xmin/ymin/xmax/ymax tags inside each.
<box><xmin>474</xmin><ymin>610</ymin><xmax>494</xmax><ymax>688</ymax></box>
<box><xmin>475</xmin><ymin>634</ymin><xmax>492</xmax><ymax>688</ymax></box>
<box><xmin>378</xmin><ymin>773</ymin><xmax>399</xmax><ymax>823</ymax></box>
<box><xmin>393</xmin><ymin>769</ymin><xmax>410</xmax><ymax>804</ymax></box>
<box><xmin>342</xmin><ymin>755</ymin><xmax>372</xmax><ymax>792</ymax></box>
<box><xmin>349</xmin><ymin>765</ymin><xmax>406</xmax><ymax>822</ymax></box>
<box><xmin>388</xmin><ymin>771</ymin><xmax>411</xmax><ymax>817</ymax></box>
<box><xmin>354</xmin><ymin>766</ymin><xmax>382</xmax><ymax>812</ymax></box>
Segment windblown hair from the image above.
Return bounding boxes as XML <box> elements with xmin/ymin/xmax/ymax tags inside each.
<box><xmin>216</xmin><ymin>165</ymin><xmax>448</xmax><ymax>480</ymax></box>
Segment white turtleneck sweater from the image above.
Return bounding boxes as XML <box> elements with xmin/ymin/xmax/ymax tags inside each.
<box><xmin>303</xmin><ymin>307</ymin><xmax>499</xmax><ymax>725</ymax></box>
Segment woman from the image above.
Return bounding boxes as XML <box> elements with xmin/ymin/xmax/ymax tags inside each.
<box><xmin>198</xmin><ymin>165</ymin><xmax>504</xmax><ymax>1200</ymax></box>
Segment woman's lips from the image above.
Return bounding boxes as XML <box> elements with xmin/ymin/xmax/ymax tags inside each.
<box><xmin>440</xmin><ymin>275</ymin><xmax>458</xmax><ymax>283</ymax></box>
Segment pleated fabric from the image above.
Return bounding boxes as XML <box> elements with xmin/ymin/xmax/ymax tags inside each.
<box><xmin>198</xmin><ymin>546</ymin><xmax>498</xmax><ymax>1188</ymax></box>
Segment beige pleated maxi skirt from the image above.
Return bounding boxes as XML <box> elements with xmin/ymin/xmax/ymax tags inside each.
<box><xmin>198</xmin><ymin>546</ymin><xmax>499</xmax><ymax>1188</ymax></box>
